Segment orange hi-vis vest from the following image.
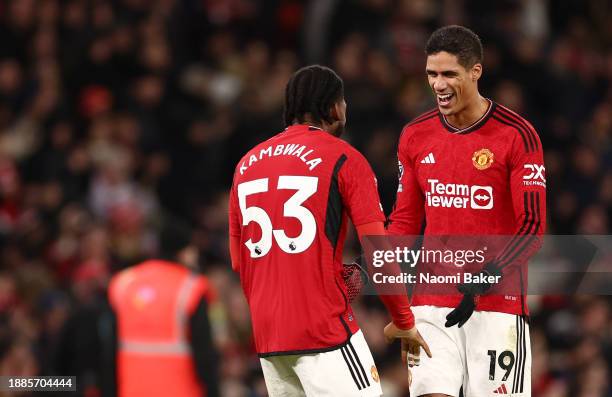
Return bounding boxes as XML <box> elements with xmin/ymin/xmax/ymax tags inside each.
<box><xmin>108</xmin><ymin>260</ymin><xmax>212</xmax><ymax>397</ymax></box>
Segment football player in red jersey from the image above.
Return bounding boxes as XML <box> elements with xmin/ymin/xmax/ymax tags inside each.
<box><xmin>228</xmin><ymin>65</ymin><xmax>430</xmax><ymax>396</ymax></box>
<box><xmin>387</xmin><ymin>26</ymin><xmax>546</xmax><ymax>396</ymax></box>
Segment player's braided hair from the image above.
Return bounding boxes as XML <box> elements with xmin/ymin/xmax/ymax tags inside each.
<box><xmin>426</xmin><ymin>25</ymin><xmax>483</xmax><ymax>69</ymax></box>
<box><xmin>283</xmin><ymin>65</ymin><xmax>344</xmax><ymax>127</ymax></box>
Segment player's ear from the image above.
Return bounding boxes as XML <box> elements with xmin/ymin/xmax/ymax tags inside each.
<box><xmin>329</xmin><ymin>102</ymin><xmax>340</xmax><ymax>122</ymax></box>
<box><xmin>330</xmin><ymin>98</ymin><xmax>346</xmax><ymax>122</ymax></box>
<box><xmin>471</xmin><ymin>63</ymin><xmax>482</xmax><ymax>81</ymax></box>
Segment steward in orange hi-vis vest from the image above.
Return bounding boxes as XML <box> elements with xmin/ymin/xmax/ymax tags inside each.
<box><xmin>106</xmin><ymin>220</ymin><xmax>219</xmax><ymax>397</ymax></box>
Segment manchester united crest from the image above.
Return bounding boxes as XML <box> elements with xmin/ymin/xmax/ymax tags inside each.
<box><xmin>371</xmin><ymin>365</ymin><xmax>380</xmax><ymax>383</ymax></box>
<box><xmin>472</xmin><ymin>148</ymin><xmax>494</xmax><ymax>170</ymax></box>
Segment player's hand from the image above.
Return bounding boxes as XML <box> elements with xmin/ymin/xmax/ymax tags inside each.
<box><xmin>384</xmin><ymin>322</ymin><xmax>432</xmax><ymax>367</ymax></box>
<box><xmin>444</xmin><ymin>293</ymin><xmax>476</xmax><ymax>328</ymax></box>
<box><xmin>445</xmin><ymin>263</ymin><xmax>502</xmax><ymax>328</ymax></box>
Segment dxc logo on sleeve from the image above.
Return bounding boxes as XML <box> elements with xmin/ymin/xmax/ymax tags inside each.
<box><xmin>522</xmin><ymin>164</ymin><xmax>546</xmax><ymax>187</ymax></box>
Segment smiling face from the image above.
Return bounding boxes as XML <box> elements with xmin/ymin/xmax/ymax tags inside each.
<box><xmin>426</xmin><ymin>51</ymin><xmax>482</xmax><ymax>116</ymax></box>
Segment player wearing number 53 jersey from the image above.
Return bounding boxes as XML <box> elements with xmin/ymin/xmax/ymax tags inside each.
<box><xmin>230</xmin><ymin>123</ymin><xmax>384</xmax><ymax>353</ymax></box>
<box><xmin>387</xmin><ymin>27</ymin><xmax>546</xmax><ymax>396</ymax></box>
<box><xmin>229</xmin><ymin>66</ymin><xmax>430</xmax><ymax>396</ymax></box>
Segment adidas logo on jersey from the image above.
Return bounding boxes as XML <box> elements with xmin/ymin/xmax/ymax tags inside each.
<box><xmin>420</xmin><ymin>153</ymin><xmax>435</xmax><ymax>164</ymax></box>
<box><xmin>493</xmin><ymin>384</ymin><xmax>508</xmax><ymax>394</ymax></box>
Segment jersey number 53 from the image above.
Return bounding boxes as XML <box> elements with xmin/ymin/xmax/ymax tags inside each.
<box><xmin>237</xmin><ymin>176</ymin><xmax>318</xmax><ymax>258</ymax></box>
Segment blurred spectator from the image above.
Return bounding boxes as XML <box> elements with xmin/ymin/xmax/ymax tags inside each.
<box><xmin>102</xmin><ymin>218</ymin><xmax>219</xmax><ymax>397</ymax></box>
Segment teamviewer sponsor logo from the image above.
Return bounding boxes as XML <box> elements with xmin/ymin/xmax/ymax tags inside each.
<box><xmin>426</xmin><ymin>179</ymin><xmax>493</xmax><ymax>210</ymax></box>
<box><xmin>470</xmin><ymin>185</ymin><xmax>493</xmax><ymax>209</ymax></box>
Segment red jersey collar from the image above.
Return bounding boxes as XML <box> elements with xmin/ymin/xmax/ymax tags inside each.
<box><xmin>439</xmin><ymin>99</ymin><xmax>496</xmax><ymax>134</ymax></box>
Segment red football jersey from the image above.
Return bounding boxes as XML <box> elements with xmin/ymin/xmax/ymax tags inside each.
<box><xmin>229</xmin><ymin>124</ymin><xmax>386</xmax><ymax>355</ymax></box>
<box><xmin>388</xmin><ymin>100</ymin><xmax>546</xmax><ymax>316</ymax></box>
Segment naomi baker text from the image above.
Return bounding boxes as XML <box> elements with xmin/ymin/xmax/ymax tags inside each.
<box><xmin>372</xmin><ymin>272</ymin><xmax>501</xmax><ymax>285</ymax></box>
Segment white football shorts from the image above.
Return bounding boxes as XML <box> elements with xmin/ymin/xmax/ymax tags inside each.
<box><xmin>410</xmin><ymin>305</ymin><xmax>531</xmax><ymax>397</ymax></box>
<box><xmin>260</xmin><ymin>330</ymin><xmax>383</xmax><ymax>397</ymax></box>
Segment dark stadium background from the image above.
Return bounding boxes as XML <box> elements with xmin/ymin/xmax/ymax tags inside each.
<box><xmin>0</xmin><ymin>0</ymin><xmax>610</xmax><ymax>396</ymax></box>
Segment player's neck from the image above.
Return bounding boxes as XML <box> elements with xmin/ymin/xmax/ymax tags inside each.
<box><xmin>295</xmin><ymin>118</ymin><xmax>331</xmax><ymax>133</ymax></box>
<box><xmin>299</xmin><ymin>122</ymin><xmax>324</xmax><ymax>130</ymax></box>
<box><xmin>445</xmin><ymin>96</ymin><xmax>490</xmax><ymax>130</ymax></box>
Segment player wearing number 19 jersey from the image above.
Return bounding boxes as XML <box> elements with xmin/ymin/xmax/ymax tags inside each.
<box><xmin>387</xmin><ymin>27</ymin><xmax>546</xmax><ymax>397</ymax></box>
<box><xmin>228</xmin><ymin>66</ymin><xmax>429</xmax><ymax>396</ymax></box>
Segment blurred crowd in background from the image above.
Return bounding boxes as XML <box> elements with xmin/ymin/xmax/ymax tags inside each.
<box><xmin>0</xmin><ymin>0</ymin><xmax>610</xmax><ymax>396</ymax></box>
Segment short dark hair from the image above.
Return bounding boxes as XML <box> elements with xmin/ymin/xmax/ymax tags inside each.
<box><xmin>425</xmin><ymin>25</ymin><xmax>483</xmax><ymax>68</ymax></box>
<box><xmin>283</xmin><ymin>65</ymin><xmax>344</xmax><ymax>127</ymax></box>
<box><xmin>159</xmin><ymin>217</ymin><xmax>192</xmax><ymax>260</ymax></box>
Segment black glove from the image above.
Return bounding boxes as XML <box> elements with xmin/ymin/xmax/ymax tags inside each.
<box><xmin>444</xmin><ymin>293</ymin><xmax>476</xmax><ymax>328</ymax></box>
<box><xmin>445</xmin><ymin>263</ymin><xmax>501</xmax><ymax>328</ymax></box>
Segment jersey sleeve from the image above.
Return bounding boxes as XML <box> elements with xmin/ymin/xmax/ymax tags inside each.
<box><xmin>228</xmin><ymin>177</ymin><xmax>241</xmax><ymax>237</ymax></box>
<box><xmin>491</xmin><ymin>121</ymin><xmax>546</xmax><ymax>273</ymax></box>
<box><xmin>339</xmin><ymin>148</ymin><xmax>414</xmax><ymax>329</ymax></box>
<box><xmin>343</xmin><ymin>149</ymin><xmax>414</xmax><ymax>330</ymax></box>
<box><xmin>355</xmin><ymin>223</ymin><xmax>415</xmax><ymax>330</ymax></box>
<box><xmin>387</xmin><ymin>127</ymin><xmax>425</xmax><ymax>235</ymax></box>
<box><xmin>228</xmin><ymin>175</ymin><xmax>242</xmax><ymax>271</ymax></box>
<box><xmin>337</xmin><ymin>149</ymin><xmax>386</xmax><ymax>226</ymax></box>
